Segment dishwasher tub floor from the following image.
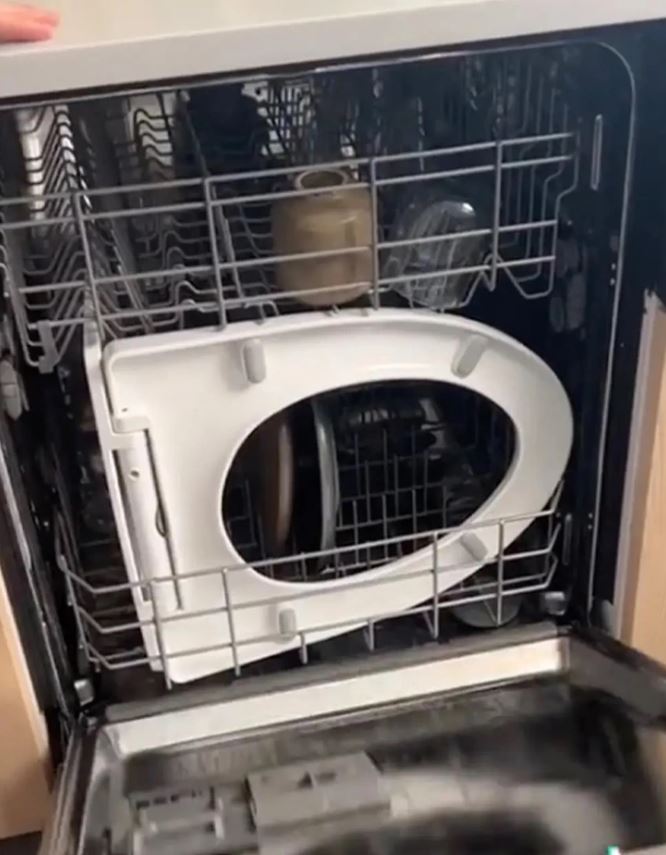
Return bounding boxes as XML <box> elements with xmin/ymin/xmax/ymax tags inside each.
<box><xmin>68</xmin><ymin>629</ymin><xmax>666</xmax><ymax>855</ymax></box>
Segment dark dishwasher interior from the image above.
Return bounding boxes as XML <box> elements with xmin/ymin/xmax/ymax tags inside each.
<box><xmin>0</xmin><ymin>38</ymin><xmax>642</xmax><ymax>702</ymax></box>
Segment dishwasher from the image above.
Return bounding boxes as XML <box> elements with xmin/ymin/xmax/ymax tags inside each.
<box><xmin>2</xmin><ymin>5</ymin><xmax>666</xmax><ymax>854</ymax></box>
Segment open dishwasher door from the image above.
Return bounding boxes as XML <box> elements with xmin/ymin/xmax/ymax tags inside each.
<box><xmin>41</xmin><ymin>624</ymin><xmax>666</xmax><ymax>855</ymax></box>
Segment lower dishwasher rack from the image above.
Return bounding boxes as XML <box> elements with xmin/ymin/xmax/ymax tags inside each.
<box><xmin>45</xmin><ymin>625</ymin><xmax>666</xmax><ymax>855</ymax></box>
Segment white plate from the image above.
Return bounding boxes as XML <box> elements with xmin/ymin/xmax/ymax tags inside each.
<box><xmin>85</xmin><ymin>308</ymin><xmax>573</xmax><ymax>683</ymax></box>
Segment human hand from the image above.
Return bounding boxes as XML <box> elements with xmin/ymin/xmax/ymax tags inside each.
<box><xmin>0</xmin><ymin>3</ymin><xmax>58</xmax><ymax>42</ymax></box>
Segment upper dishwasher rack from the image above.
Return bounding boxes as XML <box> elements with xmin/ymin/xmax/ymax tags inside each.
<box><xmin>0</xmin><ymin>49</ymin><xmax>581</xmax><ymax>372</ymax></box>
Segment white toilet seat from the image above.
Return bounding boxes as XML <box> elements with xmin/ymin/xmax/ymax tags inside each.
<box><xmin>85</xmin><ymin>309</ymin><xmax>573</xmax><ymax>683</ymax></box>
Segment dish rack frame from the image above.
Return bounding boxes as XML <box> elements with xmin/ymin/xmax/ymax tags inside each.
<box><xmin>55</xmin><ymin>485</ymin><xmax>563</xmax><ymax>683</ymax></box>
<box><xmin>0</xmin><ymin>48</ymin><xmax>582</xmax><ymax>373</ymax></box>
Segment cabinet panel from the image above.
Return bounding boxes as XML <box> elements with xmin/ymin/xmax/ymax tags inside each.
<box><xmin>0</xmin><ymin>564</ymin><xmax>51</xmax><ymax>837</ymax></box>
<box><xmin>620</xmin><ymin>299</ymin><xmax>666</xmax><ymax>661</ymax></box>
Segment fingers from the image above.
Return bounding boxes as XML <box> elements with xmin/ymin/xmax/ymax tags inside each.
<box><xmin>0</xmin><ymin>19</ymin><xmax>54</xmax><ymax>41</ymax></box>
<box><xmin>0</xmin><ymin>3</ymin><xmax>59</xmax><ymax>42</ymax></box>
<box><xmin>16</xmin><ymin>4</ymin><xmax>58</xmax><ymax>24</ymax></box>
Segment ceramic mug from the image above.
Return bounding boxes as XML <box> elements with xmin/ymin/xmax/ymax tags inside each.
<box><xmin>271</xmin><ymin>168</ymin><xmax>373</xmax><ymax>307</ymax></box>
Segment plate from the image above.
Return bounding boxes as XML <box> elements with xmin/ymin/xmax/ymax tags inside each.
<box><xmin>312</xmin><ymin>398</ymin><xmax>340</xmax><ymax>566</ymax></box>
<box><xmin>246</xmin><ymin>410</ymin><xmax>295</xmax><ymax>558</ymax></box>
